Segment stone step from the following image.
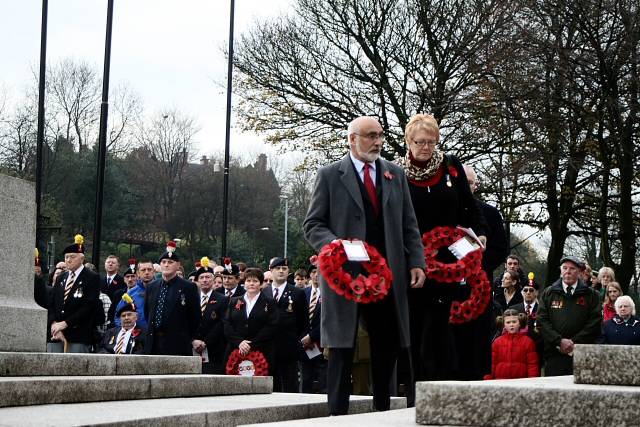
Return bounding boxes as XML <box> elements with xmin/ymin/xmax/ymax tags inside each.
<box><xmin>574</xmin><ymin>344</ymin><xmax>640</xmax><ymax>386</ymax></box>
<box><xmin>241</xmin><ymin>407</ymin><xmax>415</xmax><ymax>426</ymax></box>
<box><xmin>416</xmin><ymin>375</ymin><xmax>639</xmax><ymax>427</ymax></box>
<box><xmin>0</xmin><ymin>374</ymin><xmax>271</xmax><ymax>408</ymax></box>
<box><xmin>0</xmin><ymin>393</ymin><xmax>406</xmax><ymax>426</ymax></box>
<box><xmin>0</xmin><ymin>352</ymin><xmax>200</xmax><ymax>376</ymax></box>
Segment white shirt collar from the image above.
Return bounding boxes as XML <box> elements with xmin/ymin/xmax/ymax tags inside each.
<box><xmin>201</xmin><ymin>290</ymin><xmax>212</xmax><ymax>300</ymax></box>
<box><xmin>69</xmin><ymin>265</ymin><xmax>84</xmax><ymax>278</ymax></box>
<box><xmin>562</xmin><ymin>282</ymin><xmax>577</xmax><ymax>292</ymax></box>
<box><xmin>349</xmin><ymin>152</ymin><xmax>376</xmax><ymax>175</ymax></box>
<box><xmin>243</xmin><ymin>292</ymin><xmax>259</xmax><ymax>316</ymax></box>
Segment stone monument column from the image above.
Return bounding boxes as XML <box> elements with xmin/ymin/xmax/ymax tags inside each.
<box><xmin>0</xmin><ymin>174</ymin><xmax>47</xmax><ymax>351</ymax></box>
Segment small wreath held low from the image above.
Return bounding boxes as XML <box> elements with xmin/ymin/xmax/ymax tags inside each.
<box><xmin>318</xmin><ymin>240</ymin><xmax>393</xmax><ymax>304</ymax></box>
<box><xmin>225</xmin><ymin>349</ymin><xmax>269</xmax><ymax>376</ymax></box>
<box><xmin>422</xmin><ymin>226</ymin><xmax>491</xmax><ymax>324</ymax></box>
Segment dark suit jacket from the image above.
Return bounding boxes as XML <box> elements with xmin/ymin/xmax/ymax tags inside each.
<box><xmin>196</xmin><ymin>291</ymin><xmax>229</xmax><ymax>364</ymax></box>
<box><xmin>144</xmin><ymin>276</ymin><xmax>200</xmax><ymax>355</ymax></box>
<box><xmin>102</xmin><ymin>274</ymin><xmax>126</xmax><ymax>303</ymax></box>
<box><xmin>305</xmin><ymin>286</ymin><xmax>322</xmax><ymax>344</ymax></box>
<box><xmin>263</xmin><ymin>284</ymin><xmax>309</xmax><ymax>362</ymax></box>
<box><xmin>223</xmin><ymin>293</ymin><xmax>279</xmax><ymax>365</ymax></box>
<box><xmin>223</xmin><ymin>286</ymin><xmax>245</xmax><ymax>298</ymax></box>
<box><xmin>476</xmin><ymin>200</ymin><xmax>508</xmax><ymax>278</ymax></box>
<box><xmin>48</xmin><ymin>267</ymin><xmax>101</xmax><ymax>344</ymax></box>
<box><xmin>99</xmin><ymin>325</ymin><xmax>146</xmax><ymax>354</ymax></box>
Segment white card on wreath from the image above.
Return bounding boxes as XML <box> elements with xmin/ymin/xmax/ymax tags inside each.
<box><xmin>342</xmin><ymin>240</ymin><xmax>370</xmax><ymax>262</ymax></box>
<box><xmin>448</xmin><ymin>238</ymin><xmax>479</xmax><ymax>260</ymax></box>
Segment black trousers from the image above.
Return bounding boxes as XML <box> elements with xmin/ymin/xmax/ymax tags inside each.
<box><xmin>327</xmin><ymin>295</ymin><xmax>400</xmax><ymax>415</ymax></box>
<box><xmin>544</xmin><ymin>353</ymin><xmax>573</xmax><ymax>376</ymax></box>
<box><xmin>300</xmin><ymin>355</ymin><xmax>327</xmax><ymax>393</ymax></box>
<box><xmin>273</xmin><ymin>358</ymin><xmax>299</xmax><ymax>392</ymax></box>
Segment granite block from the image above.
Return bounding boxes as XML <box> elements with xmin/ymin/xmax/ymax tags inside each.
<box><xmin>115</xmin><ymin>354</ymin><xmax>201</xmax><ymax>375</ymax></box>
<box><xmin>574</xmin><ymin>344</ymin><xmax>640</xmax><ymax>385</ymax></box>
<box><xmin>0</xmin><ymin>174</ymin><xmax>47</xmax><ymax>352</ymax></box>
<box><xmin>0</xmin><ymin>374</ymin><xmax>271</xmax><ymax>407</ymax></box>
<box><xmin>0</xmin><ymin>352</ymin><xmax>202</xmax><ymax>376</ymax></box>
<box><xmin>416</xmin><ymin>376</ymin><xmax>640</xmax><ymax>427</ymax></box>
<box><xmin>0</xmin><ymin>352</ymin><xmax>115</xmax><ymax>376</ymax></box>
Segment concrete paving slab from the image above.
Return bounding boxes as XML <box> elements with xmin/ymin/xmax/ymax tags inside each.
<box><xmin>0</xmin><ymin>352</ymin><xmax>200</xmax><ymax>376</ymax></box>
<box><xmin>416</xmin><ymin>375</ymin><xmax>640</xmax><ymax>426</ymax></box>
<box><xmin>0</xmin><ymin>393</ymin><xmax>405</xmax><ymax>426</ymax></box>
<box><xmin>0</xmin><ymin>374</ymin><xmax>272</xmax><ymax>407</ymax></box>
<box><xmin>241</xmin><ymin>407</ymin><xmax>415</xmax><ymax>426</ymax></box>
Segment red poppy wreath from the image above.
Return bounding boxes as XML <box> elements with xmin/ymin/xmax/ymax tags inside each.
<box><xmin>225</xmin><ymin>349</ymin><xmax>269</xmax><ymax>376</ymax></box>
<box><xmin>422</xmin><ymin>226</ymin><xmax>490</xmax><ymax>324</ymax></box>
<box><xmin>318</xmin><ymin>240</ymin><xmax>393</xmax><ymax>304</ymax></box>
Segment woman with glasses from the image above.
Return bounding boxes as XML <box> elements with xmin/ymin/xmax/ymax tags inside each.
<box><xmin>400</xmin><ymin>114</ymin><xmax>488</xmax><ymax>383</ymax></box>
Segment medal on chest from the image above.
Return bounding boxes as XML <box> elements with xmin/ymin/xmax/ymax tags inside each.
<box><xmin>287</xmin><ymin>296</ymin><xmax>293</xmax><ymax>313</ymax></box>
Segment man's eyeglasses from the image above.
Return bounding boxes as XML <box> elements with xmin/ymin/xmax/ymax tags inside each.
<box><xmin>522</xmin><ymin>288</ymin><xmax>536</xmax><ymax>293</ymax></box>
<box><xmin>412</xmin><ymin>139</ymin><xmax>438</xmax><ymax>147</ymax></box>
<box><xmin>354</xmin><ymin>132</ymin><xmax>385</xmax><ymax>142</ymax></box>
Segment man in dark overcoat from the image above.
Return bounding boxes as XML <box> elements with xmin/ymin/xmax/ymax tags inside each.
<box><xmin>144</xmin><ymin>242</ymin><xmax>200</xmax><ymax>356</ymax></box>
<box><xmin>303</xmin><ymin>116</ymin><xmax>426</xmax><ymax>415</ymax></box>
<box><xmin>47</xmin><ymin>235</ymin><xmax>100</xmax><ymax>353</ymax></box>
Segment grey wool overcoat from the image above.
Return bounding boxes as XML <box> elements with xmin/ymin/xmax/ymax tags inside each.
<box><xmin>303</xmin><ymin>155</ymin><xmax>425</xmax><ymax>348</ymax></box>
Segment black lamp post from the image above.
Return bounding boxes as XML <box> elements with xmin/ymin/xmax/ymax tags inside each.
<box><xmin>35</xmin><ymin>0</ymin><xmax>48</xmax><ymax>247</ymax></box>
<box><xmin>220</xmin><ymin>0</ymin><xmax>236</xmax><ymax>259</ymax></box>
<box><xmin>91</xmin><ymin>0</ymin><xmax>115</xmax><ymax>268</ymax></box>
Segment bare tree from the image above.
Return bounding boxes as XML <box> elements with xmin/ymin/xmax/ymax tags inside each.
<box><xmin>135</xmin><ymin>109</ymin><xmax>199</xmax><ymax>228</ymax></box>
<box><xmin>234</xmin><ymin>0</ymin><xmax>512</xmax><ymax>163</ymax></box>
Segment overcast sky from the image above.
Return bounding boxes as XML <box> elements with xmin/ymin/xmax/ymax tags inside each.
<box><xmin>1</xmin><ymin>0</ymin><xmax>293</xmax><ymax>159</ymax></box>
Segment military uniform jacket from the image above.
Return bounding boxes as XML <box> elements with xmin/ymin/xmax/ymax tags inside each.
<box><xmin>99</xmin><ymin>325</ymin><xmax>146</xmax><ymax>354</ymax></box>
<box><xmin>196</xmin><ymin>291</ymin><xmax>229</xmax><ymax>364</ymax></box>
<box><xmin>263</xmin><ymin>284</ymin><xmax>309</xmax><ymax>362</ymax></box>
<box><xmin>48</xmin><ymin>267</ymin><xmax>101</xmax><ymax>344</ymax></box>
<box><xmin>144</xmin><ymin>276</ymin><xmax>201</xmax><ymax>355</ymax></box>
<box><xmin>537</xmin><ymin>279</ymin><xmax>601</xmax><ymax>356</ymax></box>
<box><xmin>223</xmin><ymin>293</ymin><xmax>278</xmax><ymax>358</ymax></box>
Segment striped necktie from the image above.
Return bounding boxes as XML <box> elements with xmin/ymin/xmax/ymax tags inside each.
<box><xmin>64</xmin><ymin>271</ymin><xmax>76</xmax><ymax>302</ymax></box>
<box><xmin>309</xmin><ymin>288</ymin><xmax>318</xmax><ymax>321</ymax></box>
<box><xmin>114</xmin><ymin>330</ymin><xmax>126</xmax><ymax>354</ymax></box>
<box><xmin>201</xmin><ymin>294</ymin><xmax>208</xmax><ymax>315</ymax></box>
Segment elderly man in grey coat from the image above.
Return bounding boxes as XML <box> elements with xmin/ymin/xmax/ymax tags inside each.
<box><xmin>303</xmin><ymin>116</ymin><xmax>426</xmax><ymax>415</ymax></box>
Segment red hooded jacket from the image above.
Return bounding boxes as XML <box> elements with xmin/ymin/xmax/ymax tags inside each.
<box><xmin>484</xmin><ymin>331</ymin><xmax>539</xmax><ymax>380</ymax></box>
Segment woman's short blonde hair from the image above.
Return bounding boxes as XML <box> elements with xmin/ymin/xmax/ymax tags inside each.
<box><xmin>598</xmin><ymin>266</ymin><xmax>616</xmax><ymax>282</ymax></box>
<box><xmin>614</xmin><ymin>295</ymin><xmax>636</xmax><ymax>316</ymax></box>
<box><xmin>604</xmin><ymin>281</ymin><xmax>623</xmax><ymax>305</ymax></box>
<box><xmin>404</xmin><ymin>114</ymin><xmax>440</xmax><ymax>144</ymax></box>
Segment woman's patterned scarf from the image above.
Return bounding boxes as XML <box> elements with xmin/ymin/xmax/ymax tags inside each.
<box><xmin>401</xmin><ymin>148</ymin><xmax>444</xmax><ymax>181</ymax></box>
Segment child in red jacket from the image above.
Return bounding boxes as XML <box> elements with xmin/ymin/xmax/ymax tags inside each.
<box><xmin>484</xmin><ymin>309</ymin><xmax>539</xmax><ymax>380</ymax></box>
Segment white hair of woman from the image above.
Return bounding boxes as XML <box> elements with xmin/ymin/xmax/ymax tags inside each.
<box><xmin>615</xmin><ymin>295</ymin><xmax>636</xmax><ymax>316</ymax></box>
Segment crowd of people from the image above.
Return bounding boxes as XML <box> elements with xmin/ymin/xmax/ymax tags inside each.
<box><xmin>34</xmin><ymin>240</ymin><xmax>326</xmax><ymax>394</ymax></box>
<box><xmin>32</xmin><ymin>113</ymin><xmax>637</xmax><ymax>415</ymax></box>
